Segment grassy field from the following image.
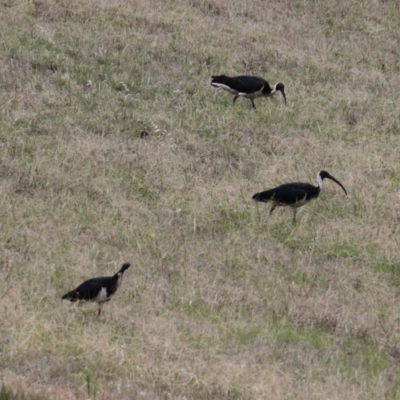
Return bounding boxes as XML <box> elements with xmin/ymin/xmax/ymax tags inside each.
<box><xmin>1</xmin><ymin>0</ymin><xmax>400</xmax><ymax>398</ymax></box>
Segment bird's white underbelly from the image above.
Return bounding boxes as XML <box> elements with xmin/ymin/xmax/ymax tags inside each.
<box><xmin>241</xmin><ymin>88</ymin><xmax>264</xmax><ymax>99</ymax></box>
<box><xmin>211</xmin><ymin>83</ymin><xmax>265</xmax><ymax>99</ymax></box>
<box><xmin>292</xmin><ymin>194</ymin><xmax>308</xmax><ymax>208</ymax></box>
<box><xmin>95</xmin><ymin>287</ymin><xmax>109</xmax><ymax>303</ymax></box>
<box><xmin>211</xmin><ymin>82</ymin><xmax>239</xmax><ymax>95</ymax></box>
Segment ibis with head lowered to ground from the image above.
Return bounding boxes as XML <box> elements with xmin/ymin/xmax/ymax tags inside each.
<box><xmin>252</xmin><ymin>170</ymin><xmax>347</xmax><ymax>222</ymax></box>
<box><xmin>210</xmin><ymin>75</ymin><xmax>286</xmax><ymax>109</ymax></box>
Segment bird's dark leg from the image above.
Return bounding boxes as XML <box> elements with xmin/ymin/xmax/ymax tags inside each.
<box><xmin>97</xmin><ymin>306</ymin><xmax>102</xmax><ymax>317</ymax></box>
<box><xmin>233</xmin><ymin>95</ymin><xmax>239</xmax><ymax>104</ymax></box>
<box><xmin>292</xmin><ymin>209</ymin><xmax>297</xmax><ymax>224</ymax></box>
<box><xmin>251</xmin><ymin>100</ymin><xmax>256</xmax><ymax>109</ymax></box>
<box><xmin>270</xmin><ymin>205</ymin><xmax>276</xmax><ymax>216</ymax></box>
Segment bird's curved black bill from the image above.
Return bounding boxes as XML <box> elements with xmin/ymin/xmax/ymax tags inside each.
<box><xmin>281</xmin><ymin>89</ymin><xmax>287</xmax><ymax>105</ymax></box>
<box><xmin>327</xmin><ymin>175</ymin><xmax>347</xmax><ymax>195</ymax></box>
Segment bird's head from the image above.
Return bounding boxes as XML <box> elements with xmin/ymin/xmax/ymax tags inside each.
<box><xmin>274</xmin><ymin>82</ymin><xmax>286</xmax><ymax>105</ymax></box>
<box><xmin>120</xmin><ymin>262</ymin><xmax>131</xmax><ymax>273</ymax></box>
<box><xmin>318</xmin><ymin>170</ymin><xmax>347</xmax><ymax>195</ymax></box>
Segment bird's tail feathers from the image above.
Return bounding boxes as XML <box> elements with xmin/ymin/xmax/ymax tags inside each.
<box><xmin>62</xmin><ymin>290</ymin><xmax>77</xmax><ymax>301</ymax></box>
<box><xmin>252</xmin><ymin>189</ymin><xmax>276</xmax><ymax>203</ymax></box>
<box><xmin>211</xmin><ymin>75</ymin><xmax>228</xmax><ymax>85</ymax></box>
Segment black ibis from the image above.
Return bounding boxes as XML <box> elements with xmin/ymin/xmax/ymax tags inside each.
<box><xmin>210</xmin><ymin>75</ymin><xmax>286</xmax><ymax>109</ymax></box>
<box><xmin>62</xmin><ymin>262</ymin><xmax>131</xmax><ymax>316</ymax></box>
<box><xmin>252</xmin><ymin>170</ymin><xmax>347</xmax><ymax>222</ymax></box>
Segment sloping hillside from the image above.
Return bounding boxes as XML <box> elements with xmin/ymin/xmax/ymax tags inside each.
<box><xmin>1</xmin><ymin>0</ymin><xmax>400</xmax><ymax>398</ymax></box>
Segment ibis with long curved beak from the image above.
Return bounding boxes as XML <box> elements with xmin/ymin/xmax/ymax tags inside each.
<box><xmin>210</xmin><ymin>75</ymin><xmax>286</xmax><ymax>109</ymax></box>
<box><xmin>252</xmin><ymin>170</ymin><xmax>347</xmax><ymax>222</ymax></box>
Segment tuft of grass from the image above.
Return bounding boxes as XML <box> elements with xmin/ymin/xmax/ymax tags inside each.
<box><xmin>0</xmin><ymin>386</ymin><xmax>41</xmax><ymax>400</ymax></box>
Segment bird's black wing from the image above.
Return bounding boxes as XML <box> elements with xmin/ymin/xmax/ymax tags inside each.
<box><xmin>228</xmin><ymin>76</ymin><xmax>266</xmax><ymax>94</ymax></box>
<box><xmin>63</xmin><ymin>276</ymin><xmax>113</xmax><ymax>301</ymax></box>
<box><xmin>253</xmin><ymin>183</ymin><xmax>308</xmax><ymax>205</ymax></box>
<box><xmin>273</xmin><ymin>185</ymin><xmax>308</xmax><ymax>205</ymax></box>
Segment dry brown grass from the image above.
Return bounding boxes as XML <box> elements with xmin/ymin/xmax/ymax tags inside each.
<box><xmin>1</xmin><ymin>0</ymin><xmax>400</xmax><ymax>399</ymax></box>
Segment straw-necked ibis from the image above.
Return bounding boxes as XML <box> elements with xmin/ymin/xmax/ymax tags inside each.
<box><xmin>62</xmin><ymin>262</ymin><xmax>131</xmax><ymax>316</ymax></box>
<box><xmin>252</xmin><ymin>170</ymin><xmax>347</xmax><ymax>222</ymax></box>
<box><xmin>210</xmin><ymin>75</ymin><xmax>286</xmax><ymax>109</ymax></box>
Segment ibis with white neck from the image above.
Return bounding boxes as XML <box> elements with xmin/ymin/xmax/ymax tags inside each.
<box><xmin>210</xmin><ymin>75</ymin><xmax>286</xmax><ymax>109</ymax></box>
<box><xmin>252</xmin><ymin>170</ymin><xmax>347</xmax><ymax>222</ymax></box>
<box><xmin>62</xmin><ymin>262</ymin><xmax>131</xmax><ymax>316</ymax></box>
